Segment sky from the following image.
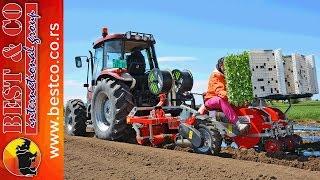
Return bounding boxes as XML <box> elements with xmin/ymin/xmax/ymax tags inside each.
<box><xmin>64</xmin><ymin>0</ymin><xmax>320</xmax><ymax>103</ymax></box>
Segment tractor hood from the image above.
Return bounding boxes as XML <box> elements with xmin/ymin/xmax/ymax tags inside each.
<box><xmin>98</xmin><ymin>69</ymin><xmax>136</xmax><ymax>89</ymax></box>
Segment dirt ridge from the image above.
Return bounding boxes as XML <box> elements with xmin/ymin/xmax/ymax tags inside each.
<box><xmin>65</xmin><ymin>136</ymin><xmax>320</xmax><ymax>180</ymax></box>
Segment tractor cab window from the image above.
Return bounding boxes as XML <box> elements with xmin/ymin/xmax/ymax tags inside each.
<box><xmin>125</xmin><ymin>48</ymin><xmax>151</xmax><ymax>74</ymax></box>
<box><xmin>103</xmin><ymin>40</ymin><xmax>123</xmax><ymax>69</ymax></box>
<box><xmin>93</xmin><ymin>47</ymin><xmax>103</xmax><ymax>79</ymax></box>
<box><xmin>124</xmin><ymin>41</ymin><xmax>153</xmax><ymax>75</ymax></box>
<box><xmin>102</xmin><ymin>39</ymin><xmax>156</xmax><ymax>73</ymax></box>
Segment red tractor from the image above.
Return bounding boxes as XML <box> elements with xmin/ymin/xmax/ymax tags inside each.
<box><xmin>65</xmin><ymin>28</ymin><xmax>302</xmax><ymax>155</ymax></box>
<box><xmin>65</xmin><ymin>28</ymin><xmax>195</xmax><ymax>141</ymax></box>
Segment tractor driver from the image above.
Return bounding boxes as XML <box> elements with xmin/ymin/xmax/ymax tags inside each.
<box><xmin>198</xmin><ymin>57</ymin><xmax>249</xmax><ymax>134</ymax></box>
<box><xmin>126</xmin><ymin>48</ymin><xmax>146</xmax><ymax>75</ymax></box>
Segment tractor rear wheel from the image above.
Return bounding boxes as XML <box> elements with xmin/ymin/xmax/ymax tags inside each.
<box><xmin>64</xmin><ymin>99</ymin><xmax>87</xmax><ymax>136</ymax></box>
<box><xmin>193</xmin><ymin>124</ymin><xmax>222</xmax><ymax>155</ymax></box>
<box><xmin>92</xmin><ymin>78</ymin><xmax>134</xmax><ymax>140</ymax></box>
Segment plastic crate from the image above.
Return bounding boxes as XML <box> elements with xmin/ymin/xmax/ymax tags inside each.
<box><xmin>283</xmin><ymin>54</ymin><xmax>318</xmax><ymax>95</ymax></box>
<box><xmin>283</xmin><ymin>55</ymin><xmax>295</xmax><ymax>94</ymax></box>
<box><xmin>249</xmin><ymin>49</ymin><xmax>287</xmax><ymax>98</ymax></box>
<box><xmin>305</xmin><ymin>55</ymin><xmax>319</xmax><ymax>94</ymax></box>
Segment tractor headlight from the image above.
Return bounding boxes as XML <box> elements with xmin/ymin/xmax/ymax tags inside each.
<box><xmin>125</xmin><ymin>31</ymin><xmax>155</xmax><ymax>42</ymax></box>
<box><xmin>150</xmin><ymin>35</ymin><xmax>155</xmax><ymax>41</ymax></box>
<box><xmin>134</xmin><ymin>35</ymin><xmax>142</xmax><ymax>40</ymax></box>
<box><xmin>125</xmin><ymin>32</ymin><xmax>131</xmax><ymax>39</ymax></box>
<box><xmin>143</xmin><ymin>35</ymin><xmax>148</xmax><ymax>41</ymax></box>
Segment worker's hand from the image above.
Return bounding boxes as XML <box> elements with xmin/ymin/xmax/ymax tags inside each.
<box><xmin>198</xmin><ymin>104</ymin><xmax>207</xmax><ymax>115</ymax></box>
<box><xmin>218</xmin><ymin>91</ymin><xmax>228</xmax><ymax>100</ymax></box>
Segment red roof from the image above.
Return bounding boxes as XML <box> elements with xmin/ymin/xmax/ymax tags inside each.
<box><xmin>93</xmin><ymin>33</ymin><xmax>124</xmax><ymax>48</ymax></box>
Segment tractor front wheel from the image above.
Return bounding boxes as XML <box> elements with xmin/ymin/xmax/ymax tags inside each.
<box><xmin>64</xmin><ymin>99</ymin><xmax>87</xmax><ymax>136</ymax></box>
<box><xmin>92</xmin><ymin>78</ymin><xmax>134</xmax><ymax>140</ymax></box>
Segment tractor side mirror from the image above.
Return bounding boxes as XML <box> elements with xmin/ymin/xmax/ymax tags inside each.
<box><xmin>75</xmin><ymin>56</ymin><xmax>82</xmax><ymax>68</ymax></box>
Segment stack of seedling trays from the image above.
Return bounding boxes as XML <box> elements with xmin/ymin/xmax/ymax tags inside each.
<box><xmin>283</xmin><ymin>54</ymin><xmax>319</xmax><ymax>95</ymax></box>
<box><xmin>249</xmin><ymin>49</ymin><xmax>287</xmax><ymax>98</ymax></box>
<box><xmin>223</xmin><ymin>49</ymin><xmax>318</xmax><ymax>106</ymax></box>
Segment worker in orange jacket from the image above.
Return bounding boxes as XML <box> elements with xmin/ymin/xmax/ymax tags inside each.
<box><xmin>198</xmin><ymin>58</ymin><xmax>249</xmax><ymax>134</ymax></box>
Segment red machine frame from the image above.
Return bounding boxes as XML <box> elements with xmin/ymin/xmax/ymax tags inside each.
<box><xmin>127</xmin><ymin>94</ymin><xmax>301</xmax><ymax>153</ymax></box>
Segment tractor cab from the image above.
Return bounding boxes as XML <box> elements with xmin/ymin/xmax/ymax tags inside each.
<box><xmin>92</xmin><ymin>29</ymin><xmax>158</xmax><ymax>80</ymax></box>
<box><xmin>75</xmin><ymin>28</ymin><xmax>160</xmax><ymax>106</ymax></box>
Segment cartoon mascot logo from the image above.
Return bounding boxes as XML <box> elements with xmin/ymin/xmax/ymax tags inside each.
<box><xmin>3</xmin><ymin>138</ymin><xmax>41</xmax><ymax>177</ymax></box>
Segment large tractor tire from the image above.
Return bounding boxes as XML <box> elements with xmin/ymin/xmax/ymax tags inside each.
<box><xmin>92</xmin><ymin>78</ymin><xmax>134</xmax><ymax>140</ymax></box>
<box><xmin>64</xmin><ymin>99</ymin><xmax>87</xmax><ymax>136</ymax></box>
<box><xmin>193</xmin><ymin>124</ymin><xmax>222</xmax><ymax>155</ymax></box>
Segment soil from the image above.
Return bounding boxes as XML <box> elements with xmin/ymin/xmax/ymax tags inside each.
<box><xmin>294</xmin><ymin>120</ymin><xmax>320</xmax><ymax>126</ymax></box>
<box><xmin>172</xmin><ymin>142</ymin><xmax>320</xmax><ymax>171</ymax></box>
<box><xmin>220</xmin><ymin>143</ymin><xmax>320</xmax><ymax>171</ymax></box>
<box><xmin>65</xmin><ymin>135</ymin><xmax>320</xmax><ymax>180</ymax></box>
